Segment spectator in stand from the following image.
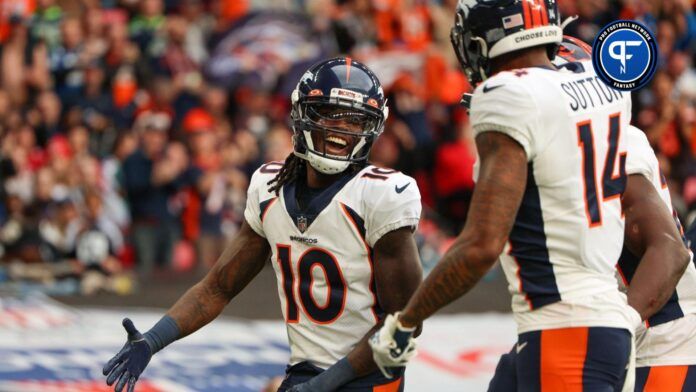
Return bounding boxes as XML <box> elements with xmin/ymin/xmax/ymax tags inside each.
<box><xmin>181</xmin><ymin>108</ymin><xmax>226</xmax><ymax>269</ymax></box>
<box><xmin>178</xmin><ymin>0</ymin><xmax>213</xmax><ymax>65</ymax></box>
<box><xmin>1</xmin><ymin>184</ymin><xmax>37</xmax><ymax>262</ymax></box>
<box><xmin>32</xmin><ymin>167</ymin><xmax>57</xmax><ymax>217</ymax></box>
<box><xmin>1</xmin><ymin>12</ymin><xmax>32</xmax><ymax>106</ymax></box>
<box><xmin>77</xmin><ymin>62</ymin><xmax>118</xmax><ymax>156</ymax></box>
<box><xmin>29</xmin><ymin>0</ymin><xmax>62</xmax><ymax>52</ymax></box>
<box><xmin>46</xmin><ymin>135</ymin><xmax>74</xmax><ymax>187</ymax></box>
<box><xmin>50</xmin><ymin>17</ymin><xmax>88</xmax><ymax>107</ymax></box>
<box><xmin>101</xmin><ymin>133</ymin><xmax>137</xmax><ymax>231</ymax></box>
<box><xmin>75</xmin><ymin>188</ymin><xmax>124</xmax><ymax>269</ymax></box>
<box><xmin>38</xmin><ymin>193</ymin><xmax>81</xmax><ymax>263</ymax></box>
<box><xmin>432</xmin><ymin>114</ymin><xmax>476</xmax><ymax>233</ymax></box>
<box><xmin>121</xmin><ymin>111</ymin><xmax>188</xmax><ymax>274</ymax></box>
<box><xmin>34</xmin><ymin>91</ymin><xmax>62</xmax><ymax>146</ymax></box>
<box><xmin>74</xmin><ymin>188</ymin><xmax>125</xmax><ymax>295</ymax></box>
<box><xmin>128</xmin><ymin>0</ymin><xmax>166</xmax><ymax>57</ymax></box>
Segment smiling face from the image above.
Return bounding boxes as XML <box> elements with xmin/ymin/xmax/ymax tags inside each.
<box><xmin>308</xmin><ymin>106</ymin><xmax>374</xmax><ymax>158</ymax></box>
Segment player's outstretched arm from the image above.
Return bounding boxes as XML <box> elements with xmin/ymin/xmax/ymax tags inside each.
<box><xmin>622</xmin><ymin>174</ymin><xmax>690</xmax><ymax>321</ymax></box>
<box><xmin>398</xmin><ymin>131</ymin><xmax>527</xmax><ymax>327</ymax></box>
<box><xmin>103</xmin><ymin>220</ymin><xmax>270</xmax><ymax>392</ymax></box>
<box><xmin>370</xmin><ymin>132</ymin><xmax>527</xmax><ymax>374</ymax></box>
<box><xmin>288</xmin><ymin>227</ymin><xmax>423</xmax><ymax>391</ymax></box>
<box><xmin>166</xmin><ymin>220</ymin><xmax>270</xmax><ymax>335</ymax></box>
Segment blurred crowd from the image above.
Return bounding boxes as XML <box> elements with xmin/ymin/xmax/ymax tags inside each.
<box><xmin>0</xmin><ymin>0</ymin><xmax>694</xmax><ymax>296</ymax></box>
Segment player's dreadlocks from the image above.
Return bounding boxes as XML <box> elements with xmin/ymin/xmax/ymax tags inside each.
<box><xmin>267</xmin><ymin>152</ymin><xmax>305</xmax><ymax>195</ymax></box>
<box><xmin>266</xmin><ymin>151</ymin><xmax>368</xmax><ymax>195</ymax></box>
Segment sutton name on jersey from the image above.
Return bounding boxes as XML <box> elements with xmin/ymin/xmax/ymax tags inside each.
<box><xmin>560</xmin><ymin>75</ymin><xmax>625</xmax><ymax>112</ymax></box>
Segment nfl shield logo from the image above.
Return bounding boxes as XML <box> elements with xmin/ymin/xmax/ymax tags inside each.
<box><xmin>297</xmin><ymin>216</ymin><xmax>308</xmax><ymax>233</ymax></box>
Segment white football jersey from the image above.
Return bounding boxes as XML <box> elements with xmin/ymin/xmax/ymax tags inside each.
<box><xmin>470</xmin><ymin>62</ymin><xmax>639</xmax><ymax>333</ymax></box>
<box><xmin>244</xmin><ymin>162</ymin><xmax>421</xmax><ymax>369</ymax></box>
<box><xmin>623</xmin><ymin>126</ymin><xmax>696</xmax><ymax>366</ymax></box>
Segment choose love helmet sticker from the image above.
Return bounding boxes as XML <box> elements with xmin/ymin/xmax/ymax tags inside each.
<box><xmin>592</xmin><ymin>20</ymin><xmax>658</xmax><ymax>91</ymax></box>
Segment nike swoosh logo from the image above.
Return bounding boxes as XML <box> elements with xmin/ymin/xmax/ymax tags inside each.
<box><xmin>395</xmin><ymin>183</ymin><xmax>411</xmax><ymax>194</ymax></box>
<box><xmin>516</xmin><ymin>341</ymin><xmax>528</xmax><ymax>354</ymax></box>
<box><xmin>483</xmin><ymin>84</ymin><xmax>504</xmax><ymax>93</ymax></box>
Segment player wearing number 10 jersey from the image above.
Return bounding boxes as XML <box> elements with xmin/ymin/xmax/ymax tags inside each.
<box><xmin>102</xmin><ymin>58</ymin><xmax>423</xmax><ymax>392</ymax></box>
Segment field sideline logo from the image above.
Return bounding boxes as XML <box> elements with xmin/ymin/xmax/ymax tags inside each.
<box><xmin>592</xmin><ymin>20</ymin><xmax>658</xmax><ymax>91</ymax></box>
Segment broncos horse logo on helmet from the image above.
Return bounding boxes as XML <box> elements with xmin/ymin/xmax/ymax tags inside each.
<box><xmin>450</xmin><ymin>0</ymin><xmax>563</xmax><ymax>86</ymax></box>
<box><xmin>290</xmin><ymin>57</ymin><xmax>389</xmax><ymax>175</ymax></box>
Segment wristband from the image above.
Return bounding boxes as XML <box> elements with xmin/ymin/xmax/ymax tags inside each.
<box><xmin>143</xmin><ymin>315</ymin><xmax>181</xmax><ymax>354</ymax></box>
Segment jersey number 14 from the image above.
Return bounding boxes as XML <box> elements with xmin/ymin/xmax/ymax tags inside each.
<box><xmin>577</xmin><ymin>113</ymin><xmax>626</xmax><ymax>227</ymax></box>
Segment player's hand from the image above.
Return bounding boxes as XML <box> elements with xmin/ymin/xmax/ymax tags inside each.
<box><xmin>368</xmin><ymin>312</ymin><xmax>417</xmax><ymax>379</ymax></box>
<box><xmin>103</xmin><ymin>318</ymin><xmax>153</xmax><ymax>392</ymax></box>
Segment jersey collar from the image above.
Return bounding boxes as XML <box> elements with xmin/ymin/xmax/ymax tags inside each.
<box><xmin>282</xmin><ymin>169</ymin><xmax>360</xmax><ymax>233</ymax></box>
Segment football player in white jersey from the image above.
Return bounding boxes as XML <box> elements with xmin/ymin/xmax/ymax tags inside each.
<box><xmin>623</xmin><ymin>126</ymin><xmax>696</xmax><ymax>391</ymax></box>
<box><xmin>446</xmin><ymin>35</ymin><xmax>693</xmax><ymax>391</ymax></box>
<box><xmin>555</xmin><ymin>36</ymin><xmax>696</xmax><ymax>392</ymax></box>
<box><xmin>370</xmin><ymin>1</ymin><xmax>685</xmax><ymax>390</ymax></box>
<box><xmin>102</xmin><ymin>57</ymin><xmax>424</xmax><ymax>392</ymax></box>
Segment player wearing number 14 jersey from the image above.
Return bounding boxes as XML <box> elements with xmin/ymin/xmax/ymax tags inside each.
<box><xmin>101</xmin><ymin>57</ymin><xmax>423</xmax><ymax>392</ymax></box>
<box><xmin>368</xmin><ymin>1</ymin><xmax>675</xmax><ymax>391</ymax></box>
<box><xmin>556</xmin><ymin>36</ymin><xmax>696</xmax><ymax>392</ymax></box>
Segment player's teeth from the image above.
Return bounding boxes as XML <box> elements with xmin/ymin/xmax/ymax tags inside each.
<box><xmin>327</xmin><ymin>136</ymin><xmax>347</xmax><ymax>146</ymax></box>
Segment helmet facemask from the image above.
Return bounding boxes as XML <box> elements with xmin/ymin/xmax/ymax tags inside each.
<box><xmin>291</xmin><ymin>96</ymin><xmax>386</xmax><ymax>175</ymax></box>
<box><xmin>450</xmin><ymin>9</ymin><xmax>490</xmax><ymax>87</ymax></box>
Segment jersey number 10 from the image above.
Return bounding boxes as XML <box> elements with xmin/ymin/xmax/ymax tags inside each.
<box><xmin>277</xmin><ymin>245</ymin><xmax>347</xmax><ymax>324</ymax></box>
<box><xmin>577</xmin><ymin>113</ymin><xmax>626</xmax><ymax>227</ymax></box>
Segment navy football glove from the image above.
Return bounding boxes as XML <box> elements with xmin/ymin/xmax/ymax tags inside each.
<box><xmin>103</xmin><ymin>318</ymin><xmax>153</xmax><ymax>392</ymax></box>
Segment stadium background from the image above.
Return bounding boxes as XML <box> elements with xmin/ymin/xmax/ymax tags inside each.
<box><xmin>0</xmin><ymin>0</ymin><xmax>694</xmax><ymax>391</ymax></box>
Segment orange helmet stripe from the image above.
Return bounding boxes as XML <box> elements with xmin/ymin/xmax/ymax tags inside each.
<box><xmin>539</xmin><ymin>0</ymin><xmax>549</xmax><ymax>26</ymax></box>
<box><xmin>531</xmin><ymin>0</ymin><xmax>542</xmax><ymax>27</ymax></box>
<box><xmin>345</xmin><ymin>57</ymin><xmax>352</xmax><ymax>82</ymax></box>
<box><xmin>522</xmin><ymin>0</ymin><xmax>532</xmax><ymax>29</ymax></box>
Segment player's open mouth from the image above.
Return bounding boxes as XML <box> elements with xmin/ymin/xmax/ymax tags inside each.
<box><xmin>325</xmin><ymin>134</ymin><xmax>350</xmax><ymax>156</ymax></box>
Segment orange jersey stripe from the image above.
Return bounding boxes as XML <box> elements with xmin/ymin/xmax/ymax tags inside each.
<box><xmin>373</xmin><ymin>378</ymin><xmax>402</xmax><ymax>392</ymax></box>
<box><xmin>339</xmin><ymin>202</ymin><xmax>380</xmax><ymax>322</ymax></box>
<box><xmin>522</xmin><ymin>0</ymin><xmax>532</xmax><ymax>29</ymax></box>
<box><xmin>540</xmin><ymin>327</ymin><xmax>588</xmax><ymax>392</ymax></box>
<box><xmin>261</xmin><ymin>197</ymin><xmax>277</xmax><ymax>223</ymax></box>
<box><xmin>509</xmin><ymin>243</ymin><xmax>533</xmax><ymax>310</ymax></box>
<box><xmin>643</xmin><ymin>365</ymin><xmax>689</xmax><ymax>392</ymax></box>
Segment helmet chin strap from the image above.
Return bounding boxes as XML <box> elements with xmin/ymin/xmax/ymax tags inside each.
<box><xmin>307</xmin><ymin>153</ymin><xmax>351</xmax><ymax>175</ymax></box>
<box><xmin>299</xmin><ymin>130</ymin><xmax>368</xmax><ymax>175</ymax></box>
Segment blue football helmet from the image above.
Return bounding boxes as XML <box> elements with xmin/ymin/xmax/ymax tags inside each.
<box><xmin>450</xmin><ymin>0</ymin><xmax>562</xmax><ymax>85</ymax></box>
<box><xmin>291</xmin><ymin>57</ymin><xmax>389</xmax><ymax>175</ymax></box>
<box><xmin>461</xmin><ymin>34</ymin><xmax>592</xmax><ymax>111</ymax></box>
